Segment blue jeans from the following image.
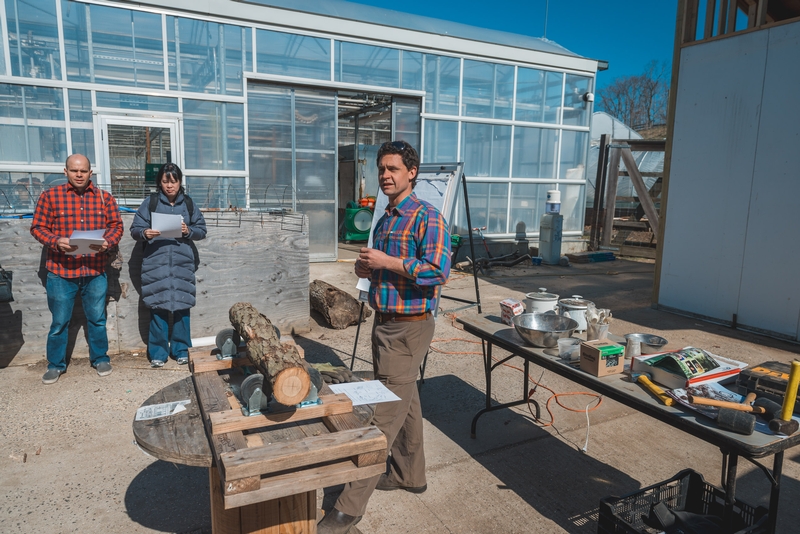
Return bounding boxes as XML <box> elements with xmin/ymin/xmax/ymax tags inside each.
<box><xmin>46</xmin><ymin>272</ymin><xmax>109</xmax><ymax>371</ymax></box>
<box><xmin>149</xmin><ymin>309</ymin><xmax>192</xmax><ymax>362</ymax></box>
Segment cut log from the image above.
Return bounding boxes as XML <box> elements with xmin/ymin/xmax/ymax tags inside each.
<box><xmin>229</xmin><ymin>302</ymin><xmax>310</xmax><ymax>406</ymax></box>
<box><xmin>309</xmin><ymin>279</ymin><xmax>372</xmax><ymax>329</ymax></box>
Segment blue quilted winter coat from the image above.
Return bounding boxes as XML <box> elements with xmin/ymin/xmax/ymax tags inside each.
<box><xmin>129</xmin><ymin>190</ymin><xmax>207</xmax><ymax>311</ymax></box>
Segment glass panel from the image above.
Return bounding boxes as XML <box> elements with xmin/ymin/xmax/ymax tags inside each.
<box><xmin>460</xmin><ymin>123</ymin><xmax>510</xmax><ymax>178</ymax></box>
<box><xmin>423</xmin><ymin>119</ymin><xmax>457</xmax><ymax>163</ymax></box>
<box><xmin>68</xmin><ymin>89</ymin><xmax>92</xmax><ymax>123</ymax></box>
<box><xmin>336</xmin><ymin>41</ymin><xmax>398</xmax><ymax>87</ymax></box>
<box><xmin>559</xmin><ymin>130</ymin><xmax>588</xmax><ymax>179</ymax></box>
<box><xmin>560</xmin><ymin>183</ymin><xmax>584</xmax><ymax>232</ymax></box>
<box><xmin>462</xmin><ymin>60</ymin><xmax>513</xmax><ymax>120</ymax></box>
<box><xmin>106</xmin><ymin>124</ymin><xmax>171</xmax><ymax>204</ymax></box>
<box><xmin>296</xmin><ymin>152</ymin><xmax>334</xmax><ymax>200</ymax></box>
<box><xmin>0</xmin><ymin>21</ymin><xmax>6</xmax><ymax>76</ymax></box>
<box><xmin>453</xmin><ymin>181</ymin><xmax>508</xmax><ymax>236</ymax></box>
<box><xmin>516</xmin><ymin>68</ymin><xmax>562</xmax><ymax>123</ymax></box>
<box><xmin>393</xmin><ymin>98</ymin><xmax>421</xmax><ymax>150</ymax></box>
<box><xmin>247</xmin><ymin>82</ymin><xmax>292</xmax><ymax>209</ymax></box>
<box><xmin>183</xmin><ymin>100</ymin><xmax>245</xmax><ymax>170</ymax></box>
<box><xmin>0</xmin><ymin>172</ymin><xmax>57</xmax><ymax>214</ymax></box>
<box><xmin>563</xmin><ymin>74</ymin><xmax>591</xmax><ymax>127</ymax></box>
<box><xmin>297</xmin><ymin>200</ymin><xmax>335</xmax><ymax>257</ymax></box>
<box><xmin>401</xmin><ymin>51</ymin><xmax>423</xmax><ymax>91</ymax></box>
<box><xmin>0</xmin><ymin>83</ymin><xmax>66</xmax><ymax>163</ymax></box>
<box><xmin>185</xmin><ymin>176</ymin><xmax>246</xmax><ymax>210</ymax></box>
<box><xmin>71</xmin><ymin>129</ymin><xmax>94</xmax><ymax>161</ymax></box>
<box><xmin>6</xmin><ymin>0</ymin><xmax>61</xmax><ymax>79</ymax></box>
<box><xmin>294</xmin><ymin>91</ymin><xmax>336</xmax><ymax>150</ymax></box>
<box><xmin>95</xmin><ymin>92</ymin><xmax>178</xmax><ymax>112</ymax></box>
<box><xmin>167</xmin><ymin>16</ymin><xmax>250</xmax><ymax>95</ymax></box>
<box><xmin>424</xmin><ymin>54</ymin><xmax>459</xmax><ymax>115</ymax></box>
<box><xmin>510</xmin><ymin>183</ymin><xmax>548</xmax><ymax>235</ymax></box>
<box><xmin>62</xmin><ymin>2</ymin><xmax>163</xmax><ymax>88</ymax></box>
<box><xmin>512</xmin><ymin>126</ymin><xmax>557</xmax><ymax>178</ymax></box>
<box><xmin>256</xmin><ymin>29</ymin><xmax>330</xmax><ymax>80</ymax></box>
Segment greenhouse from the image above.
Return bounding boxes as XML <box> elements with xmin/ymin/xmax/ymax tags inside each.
<box><xmin>0</xmin><ymin>0</ymin><xmax>600</xmax><ymax>260</ymax></box>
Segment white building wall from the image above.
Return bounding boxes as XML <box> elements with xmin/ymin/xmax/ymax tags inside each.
<box><xmin>659</xmin><ymin>20</ymin><xmax>800</xmax><ymax>340</ymax></box>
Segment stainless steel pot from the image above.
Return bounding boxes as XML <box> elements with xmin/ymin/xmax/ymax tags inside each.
<box><xmin>558</xmin><ymin>295</ymin><xmax>594</xmax><ymax>332</ymax></box>
<box><xmin>523</xmin><ymin>287</ymin><xmax>559</xmax><ymax>314</ymax></box>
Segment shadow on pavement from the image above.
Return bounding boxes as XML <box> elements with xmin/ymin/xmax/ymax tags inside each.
<box><xmin>421</xmin><ymin>373</ymin><xmax>639</xmax><ymax>533</ymax></box>
<box><xmin>125</xmin><ymin>460</ymin><xmax>211</xmax><ymax>533</ymax></box>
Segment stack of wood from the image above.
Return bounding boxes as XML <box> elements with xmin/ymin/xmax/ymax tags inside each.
<box><xmin>229</xmin><ymin>302</ymin><xmax>310</xmax><ymax>406</ymax></box>
<box><xmin>566</xmin><ymin>251</ymin><xmax>617</xmax><ymax>264</ymax></box>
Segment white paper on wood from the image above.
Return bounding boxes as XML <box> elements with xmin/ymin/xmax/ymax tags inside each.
<box><xmin>151</xmin><ymin>212</ymin><xmax>183</xmax><ymax>238</ymax></box>
<box><xmin>135</xmin><ymin>399</ymin><xmax>192</xmax><ymax>420</ymax></box>
<box><xmin>329</xmin><ymin>380</ymin><xmax>401</xmax><ymax>406</ymax></box>
<box><xmin>68</xmin><ymin>229</ymin><xmax>105</xmax><ymax>255</ymax></box>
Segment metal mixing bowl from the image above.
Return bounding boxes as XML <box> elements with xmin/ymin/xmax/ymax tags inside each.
<box><xmin>512</xmin><ymin>313</ymin><xmax>579</xmax><ymax>348</ymax></box>
<box><xmin>624</xmin><ymin>333</ymin><xmax>668</xmax><ymax>354</ymax></box>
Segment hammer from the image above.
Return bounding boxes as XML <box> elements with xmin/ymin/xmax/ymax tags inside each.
<box><xmin>713</xmin><ymin>392</ymin><xmax>758</xmax><ymax>435</ymax></box>
<box><xmin>764</xmin><ymin>360</ymin><xmax>800</xmax><ymax>435</ymax></box>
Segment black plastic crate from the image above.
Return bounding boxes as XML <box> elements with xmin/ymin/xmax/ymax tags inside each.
<box><xmin>598</xmin><ymin>469</ymin><xmax>768</xmax><ymax>533</ymax></box>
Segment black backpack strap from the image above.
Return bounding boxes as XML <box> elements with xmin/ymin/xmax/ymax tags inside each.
<box><xmin>148</xmin><ymin>192</ymin><xmax>159</xmax><ymax>214</ymax></box>
<box><xmin>184</xmin><ymin>194</ymin><xmax>194</xmax><ymax>225</ymax></box>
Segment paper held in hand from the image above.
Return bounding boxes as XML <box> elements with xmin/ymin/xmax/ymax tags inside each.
<box><xmin>67</xmin><ymin>229</ymin><xmax>105</xmax><ymax>255</ymax></box>
<box><xmin>151</xmin><ymin>212</ymin><xmax>183</xmax><ymax>238</ymax></box>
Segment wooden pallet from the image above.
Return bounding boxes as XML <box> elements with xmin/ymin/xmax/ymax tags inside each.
<box><xmin>188</xmin><ymin>346</ymin><xmax>388</xmax><ymax>513</ymax></box>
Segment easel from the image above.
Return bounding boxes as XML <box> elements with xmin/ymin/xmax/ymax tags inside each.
<box><xmin>349</xmin><ymin>164</ymin><xmax>482</xmax><ymax>380</ymax></box>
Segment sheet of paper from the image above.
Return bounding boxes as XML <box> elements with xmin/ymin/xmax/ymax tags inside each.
<box><xmin>329</xmin><ymin>380</ymin><xmax>400</xmax><ymax>406</ymax></box>
<box><xmin>135</xmin><ymin>400</ymin><xmax>191</xmax><ymax>421</ymax></box>
<box><xmin>151</xmin><ymin>212</ymin><xmax>183</xmax><ymax>238</ymax></box>
<box><xmin>68</xmin><ymin>229</ymin><xmax>105</xmax><ymax>255</ymax></box>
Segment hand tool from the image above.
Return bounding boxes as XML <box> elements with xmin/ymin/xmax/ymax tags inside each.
<box><xmin>686</xmin><ymin>395</ymin><xmax>766</xmax><ymax>414</ymax></box>
<box><xmin>767</xmin><ymin>361</ymin><xmax>800</xmax><ymax>435</ymax></box>
<box><xmin>631</xmin><ymin>372</ymin><xmax>674</xmax><ymax>406</ymax></box>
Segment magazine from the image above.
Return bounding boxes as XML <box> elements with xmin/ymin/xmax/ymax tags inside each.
<box><xmin>646</xmin><ymin>347</ymin><xmax>719</xmax><ymax>378</ymax></box>
<box><xmin>631</xmin><ymin>347</ymin><xmax>747</xmax><ymax>389</ymax></box>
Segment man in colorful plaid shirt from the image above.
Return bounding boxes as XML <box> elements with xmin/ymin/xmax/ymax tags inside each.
<box><xmin>318</xmin><ymin>141</ymin><xmax>451</xmax><ymax>534</ymax></box>
<box><xmin>31</xmin><ymin>154</ymin><xmax>123</xmax><ymax>385</ymax></box>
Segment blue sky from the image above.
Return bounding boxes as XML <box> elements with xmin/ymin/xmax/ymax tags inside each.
<box><xmin>345</xmin><ymin>0</ymin><xmax>678</xmax><ymax>89</ymax></box>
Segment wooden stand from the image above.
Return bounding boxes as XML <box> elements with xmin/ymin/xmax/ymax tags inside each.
<box><xmin>133</xmin><ymin>345</ymin><xmax>387</xmax><ymax>534</ymax></box>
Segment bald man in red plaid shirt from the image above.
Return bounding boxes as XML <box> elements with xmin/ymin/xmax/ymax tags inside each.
<box><xmin>31</xmin><ymin>154</ymin><xmax>123</xmax><ymax>384</ymax></box>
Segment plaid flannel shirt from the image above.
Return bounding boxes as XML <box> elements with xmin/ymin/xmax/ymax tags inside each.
<box><xmin>30</xmin><ymin>181</ymin><xmax>123</xmax><ymax>278</ymax></box>
<box><xmin>369</xmin><ymin>193</ymin><xmax>451</xmax><ymax>315</ymax></box>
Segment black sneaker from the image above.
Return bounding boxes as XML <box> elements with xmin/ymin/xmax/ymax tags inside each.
<box><xmin>42</xmin><ymin>368</ymin><xmax>64</xmax><ymax>385</ymax></box>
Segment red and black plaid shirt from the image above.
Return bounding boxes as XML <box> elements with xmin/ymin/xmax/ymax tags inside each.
<box><xmin>31</xmin><ymin>181</ymin><xmax>123</xmax><ymax>278</ymax></box>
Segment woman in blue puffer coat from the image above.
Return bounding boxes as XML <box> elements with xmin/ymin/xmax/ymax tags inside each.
<box><xmin>130</xmin><ymin>163</ymin><xmax>207</xmax><ymax>367</ymax></box>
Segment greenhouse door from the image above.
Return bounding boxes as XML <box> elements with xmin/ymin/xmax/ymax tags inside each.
<box><xmin>98</xmin><ymin>116</ymin><xmax>181</xmax><ymax>208</ymax></box>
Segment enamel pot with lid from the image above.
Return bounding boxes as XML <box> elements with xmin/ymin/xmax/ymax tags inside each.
<box><xmin>558</xmin><ymin>295</ymin><xmax>594</xmax><ymax>332</ymax></box>
<box><xmin>524</xmin><ymin>287</ymin><xmax>559</xmax><ymax>314</ymax></box>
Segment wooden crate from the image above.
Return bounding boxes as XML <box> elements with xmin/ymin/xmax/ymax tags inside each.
<box><xmin>189</xmin><ymin>346</ymin><xmax>388</xmax><ymax>512</ymax></box>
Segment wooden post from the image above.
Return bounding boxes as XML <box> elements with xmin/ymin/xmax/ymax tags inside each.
<box><xmin>601</xmin><ymin>147</ymin><xmax>621</xmax><ymax>247</ymax></box>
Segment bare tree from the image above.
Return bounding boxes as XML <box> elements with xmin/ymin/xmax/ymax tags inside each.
<box><xmin>599</xmin><ymin>60</ymin><xmax>669</xmax><ymax>130</ymax></box>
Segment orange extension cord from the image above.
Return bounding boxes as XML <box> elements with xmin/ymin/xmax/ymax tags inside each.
<box><xmin>431</xmin><ymin>312</ymin><xmax>603</xmax><ymax>431</ymax></box>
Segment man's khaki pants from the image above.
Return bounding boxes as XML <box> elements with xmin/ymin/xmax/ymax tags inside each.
<box><xmin>335</xmin><ymin>315</ymin><xmax>435</xmax><ymax>517</ymax></box>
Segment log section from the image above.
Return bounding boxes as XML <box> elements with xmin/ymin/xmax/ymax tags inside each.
<box><xmin>229</xmin><ymin>302</ymin><xmax>311</xmax><ymax>406</ymax></box>
<box><xmin>309</xmin><ymin>279</ymin><xmax>371</xmax><ymax>329</ymax></box>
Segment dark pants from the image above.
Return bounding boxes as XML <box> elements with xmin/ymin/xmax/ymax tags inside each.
<box><xmin>335</xmin><ymin>315</ymin><xmax>435</xmax><ymax>517</ymax></box>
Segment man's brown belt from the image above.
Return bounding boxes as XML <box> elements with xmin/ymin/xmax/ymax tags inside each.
<box><xmin>375</xmin><ymin>311</ymin><xmax>431</xmax><ymax>324</ymax></box>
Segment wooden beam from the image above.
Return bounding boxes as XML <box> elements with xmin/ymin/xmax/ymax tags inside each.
<box><xmin>683</xmin><ymin>0</ymin><xmax>700</xmax><ymax>43</ymax></box>
<box><xmin>704</xmin><ymin>0</ymin><xmax>717</xmax><ymax>38</ymax></box>
<box><xmin>601</xmin><ymin>147</ymin><xmax>621</xmax><ymax>247</ymax></box>
<box><xmin>619</xmin><ymin>148</ymin><xmax>660</xmax><ymax>236</ymax></box>
<box><xmin>756</xmin><ymin>0</ymin><xmax>768</xmax><ymax>26</ymax></box>
<box><xmin>612</xmin><ymin>139</ymin><xmax>666</xmax><ymax>152</ymax></box>
<box><xmin>718</xmin><ymin>0</ymin><xmax>729</xmax><ymax>34</ymax></box>
<box><xmin>209</xmin><ymin>394</ymin><xmax>354</xmax><ymax>435</ymax></box>
<box><xmin>726</xmin><ymin>0</ymin><xmax>738</xmax><ymax>33</ymax></box>
<box><xmin>221</xmin><ymin>426</ymin><xmax>386</xmax><ymax>480</ymax></box>
<box><xmin>225</xmin><ymin>459</ymin><xmax>386</xmax><ymax>509</ymax></box>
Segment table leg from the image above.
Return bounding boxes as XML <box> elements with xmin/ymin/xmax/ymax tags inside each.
<box><xmin>722</xmin><ymin>453</ymin><xmax>738</xmax><ymax>531</ymax></box>
<box><xmin>470</xmin><ymin>343</ymin><xmax>541</xmax><ymax>438</ymax></box>
<box><xmin>767</xmin><ymin>451</ymin><xmax>784</xmax><ymax>534</ymax></box>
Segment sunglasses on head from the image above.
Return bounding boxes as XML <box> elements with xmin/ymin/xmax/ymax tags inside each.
<box><xmin>381</xmin><ymin>141</ymin><xmax>406</xmax><ymax>150</ymax></box>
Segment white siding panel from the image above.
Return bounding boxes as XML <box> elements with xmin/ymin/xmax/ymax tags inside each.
<box><xmin>660</xmin><ymin>31</ymin><xmax>768</xmax><ymax>321</ymax></box>
<box><xmin>737</xmin><ymin>22</ymin><xmax>800</xmax><ymax>338</ymax></box>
